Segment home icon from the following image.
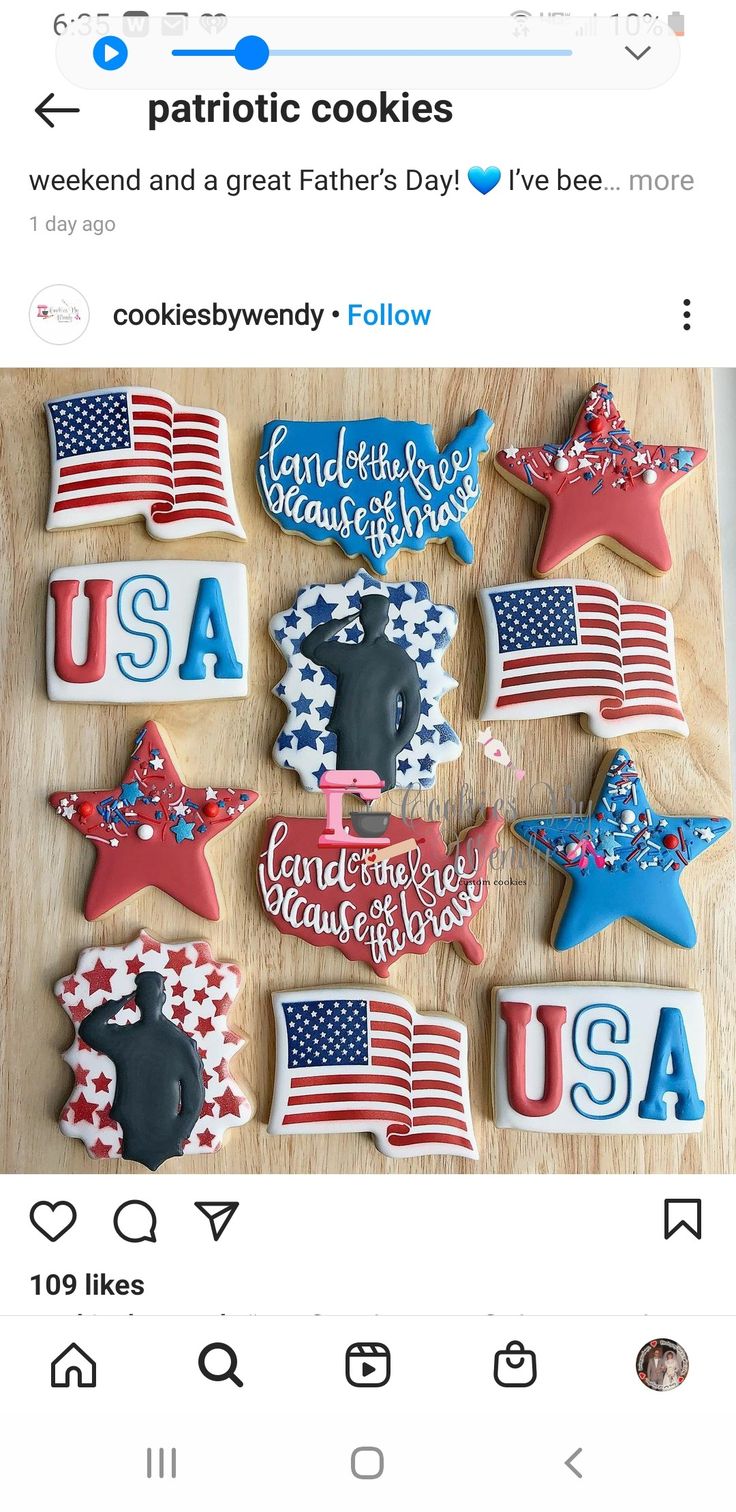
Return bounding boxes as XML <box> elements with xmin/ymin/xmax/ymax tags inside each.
<box><xmin>50</xmin><ymin>1342</ymin><xmax>97</xmax><ymax>1388</ymax></box>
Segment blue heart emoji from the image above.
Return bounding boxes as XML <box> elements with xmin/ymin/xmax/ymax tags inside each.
<box><xmin>468</xmin><ymin>165</ymin><xmax>502</xmax><ymax>196</ymax></box>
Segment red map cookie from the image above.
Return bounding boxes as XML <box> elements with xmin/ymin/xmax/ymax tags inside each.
<box><xmin>257</xmin><ymin>800</ymin><xmax>503</xmax><ymax>977</ymax></box>
<box><xmin>50</xmin><ymin>721</ymin><xmax>258</xmax><ymax>921</ymax></box>
<box><xmin>495</xmin><ymin>382</ymin><xmax>707</xmax><ymax>576</ymax></box>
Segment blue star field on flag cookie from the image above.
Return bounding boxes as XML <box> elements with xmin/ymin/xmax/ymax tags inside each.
<box><xmin>513</xmin><ymin>748</ymin><xmax>731</xmax><ymax>950</ymax></box>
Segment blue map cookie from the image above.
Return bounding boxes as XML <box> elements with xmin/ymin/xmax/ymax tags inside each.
<box><xmin>270</xmin><ymin>569</ymin><xmax>461</xmax><ymax>792</ymax></box>
<box><xmin>257</xmin><ymin>411</ymin><xmax>493</xmax><ymax>574</ymax></box>
<box><xmin>513</xmin><ymin>748</ymin><xmax>730</xmax><ymax>950</ymax></box>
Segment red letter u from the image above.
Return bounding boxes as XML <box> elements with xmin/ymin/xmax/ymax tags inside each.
<box><xmin>501</xmin><ymin>1001</ymin><xmax>567</xmax><ymax>1117</ymax></box>
<box><xmin>51</xmin><ymin>578</ymin><xmax>112</xmax><ymax>683</ymax></box>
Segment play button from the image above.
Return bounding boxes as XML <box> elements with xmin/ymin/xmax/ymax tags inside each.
<box><xmin>345</xmin><ymin>1342</ymin><xmax>391</xmax><ymax>1388</ymax></box>
<box><xmin>92</xmin><ymin>36</ymin><xmax>129</xmax><ymax>71</ymax></box>
<box><xmin>362</xmin><ymin>1362</ymin><xmax>376</xmax><ymax>1378</ymax></box>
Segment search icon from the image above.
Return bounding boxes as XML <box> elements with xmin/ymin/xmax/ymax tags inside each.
<box><xmin>198</xmin><ymin>1342</ymin><xmax>243</xmax><ymax>1388</ymax></box>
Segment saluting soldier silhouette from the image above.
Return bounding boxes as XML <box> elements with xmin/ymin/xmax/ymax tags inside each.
<box><xmin>81</xmin><ymin>971</ymin><xmax>204</xmax><ymax>1170</ymax></box>
<box><xmin>300</xmin><ymin>592</ymin><xmax>421</xmax><ymax>790</ymax></box>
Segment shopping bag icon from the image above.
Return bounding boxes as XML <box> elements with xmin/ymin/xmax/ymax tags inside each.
<box><xmin>493</xmin><ymin>1339</ymin><xmax>537</xmax><ymax>1388</ymax></box>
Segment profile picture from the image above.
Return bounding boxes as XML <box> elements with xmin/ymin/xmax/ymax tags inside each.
<box><xmin>636</xmin><ymin>1338</ymin><xmax>689</xmax><ymax>1392</ymax></box>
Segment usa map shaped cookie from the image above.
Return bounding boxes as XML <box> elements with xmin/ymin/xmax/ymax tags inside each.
<box><xmin>493</xmin><ymin>984</ymin><xmax>705</xmax><ymax>1133</ymax></box>
<box><xmin>50</xmin><ymin>721</ymin><xmax>258</xmax><ymax>921</ymax></box>
<box><xmin>46</xmin><ymin>386</ymin><xmax>246</xmax><ymax>540</ymax></box>
<box><xmin>271</xmin><ymin>569</ymin><xmax>461</xmax><ymax>792</ymax></box>
<box><xmin>494</xmin><ymin>381</ymin><xmax>706</xmax><ymax>576</ymax></box>
<box><xmin>269</xmin><ymin>986</ymin><xmax>478</xmax><ymax>1158</ymax></box>
<box><xmin>258</xmin><ymin>806</ymin><xmax>503</xmax><ymax>977</ymax></box>
<box><xmin>56</xmin><ymin>932</ymin><xmax>254</xmax><ymax>1170</ymax></box>
<box><xmin>478</xmin><ymin>579</ymin><xmax>688</xmax><ymax>737</ymax></box>
<box><xmin>257</xmin><ymin>410</ymin><xmax>493</xmax><ymax>573</ymax></box>
<box><xmin>513</xmin><ymin>748</ymin><xmax>731</xmax><ymax>950</ymax></box>
<box><xmin>47</xmin><ymin>560</ymin><xmax>249</xmax><ymax>703</ymax></box>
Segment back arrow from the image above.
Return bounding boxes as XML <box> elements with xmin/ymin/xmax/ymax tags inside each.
<box><xmin>36</xmin><ymin>93</ymin><xmax>81</xmax><ymax>128</ymax></box>
<box><xmin>625</xmin><ymin>45</ymin><xmax>652</xmax><ymax>60</ymax></box>
<box><xmin>565</xmin><ymin>1448</ymin><xmax>583</xmax><ymax>1479</ymax></box>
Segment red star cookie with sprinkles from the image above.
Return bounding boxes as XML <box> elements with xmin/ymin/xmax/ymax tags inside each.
<box><xmin>50</xmin><ymin>721</ymin><xmax>258</xmax><ymax>921</ymax></box>
<box><xmin>495</xmin><ymin>382</ymin><xmax>707</xmax><ymax>576</ymax></box>
<box><xmin>55</xmin><ymin>932</ymin><xmax>254</xmax><ymax>1167</ymax></box>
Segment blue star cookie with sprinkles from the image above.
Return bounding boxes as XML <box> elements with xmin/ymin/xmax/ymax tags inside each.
<box><xmin>50</xmin><ymin>721</ymin><xmax>258</xmax><ymax>921</ymax></box>
<box><xmin>269</xmin><ymin>568</ymin><xmax>461</xmax><ymax>792</ymax></box>
<box><xmin>495</xmin><ymin>382</ymin><xmax>707</xmax><ymax>576</ymax></box>
<box><xmin>513</xmin><ymin>748</ymin><xmax>730</xmax><ymax>950</ymax></box>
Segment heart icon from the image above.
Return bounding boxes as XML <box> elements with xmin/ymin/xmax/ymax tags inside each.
<box><xmin>468</xmin><ymin>165</ymin><xmax>502</xmax><ymax>196</ymax></box>
<box><xmin>29</xmin><ymin>1200</ymin><xmax>77</xmax><ymax>1242</ymax></box>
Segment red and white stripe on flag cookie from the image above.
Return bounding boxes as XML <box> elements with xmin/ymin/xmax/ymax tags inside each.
<box><xmin>479</xmin><ymin>579</ymin><xmax>687</xmax><ymax>738</ymax></box>
<box><xmin>269</xmin><ymin>987</ymin><xmax>478</xmax><ymax>1159</ymax></box>
<box><xmin>45</xmin><ymin>387</ymin><xmax>245</xmax><ymax>540</ymax></box>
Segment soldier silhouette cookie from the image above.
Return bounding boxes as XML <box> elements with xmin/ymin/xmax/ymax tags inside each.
<box><xmin>80</xmin><ymin>971</ymin><xmax>205</xmax><ymax>1170</ymax></box>
<box><xmin>301</xmin><ymin>592</ymin><xmax>421</xmax><ymax>790</ymax></box>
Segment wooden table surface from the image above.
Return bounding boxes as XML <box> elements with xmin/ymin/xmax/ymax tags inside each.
<box><xmin>1</xmin><ymin>366</ymin><xmax>733</xmax><ymax>1175</ymax></box>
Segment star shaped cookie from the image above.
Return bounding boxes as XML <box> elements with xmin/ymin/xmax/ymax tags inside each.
<box><xmin>50</xmin><ymin>722</ymin><xmax>258</xmax><ymax>921</ymax></box>
<box><xmin>513</xmin><ymin>748</ymin><xmax>730</xmax><ymax>950</ymax></box>
<box><xmin>495</xmin><ymin>382</ymin><xmax>707</xmax><ymax>576</ymax></box>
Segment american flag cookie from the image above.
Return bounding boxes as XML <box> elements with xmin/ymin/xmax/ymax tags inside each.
<box><xmin>495</xmin><ymin>382</ymin><xmax>706</xmax><ymax>576</ymax></box>
<box><xmin>478</xmin><ymin>579</ymin><xmax>689</xmax><ymax>738</ymax></box>
<box><xmin>269</xmin><ymin>986</ymin><xmax>478</xmax><ymax>1158</ymax></box>
<box><xmin>512</xmin><ymin>748</ymin><xmax>730</xmax><ymax>951</ymax></box>
<box><xmin>45</xmin><ymin>386</ymin><xmax>245</xmax><ymax>540</ymax></box>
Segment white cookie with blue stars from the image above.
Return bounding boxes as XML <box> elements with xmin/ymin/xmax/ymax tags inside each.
<box><xmin>270</xmin><ymin>568</ymin><xmax>461</xmax><ymax>792</ymax></box>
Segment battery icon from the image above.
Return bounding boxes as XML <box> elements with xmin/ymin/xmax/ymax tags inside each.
<box><xmin>668</xmin><ymin>11</ymin><xmax>685</xmax><ymax>35</ymax></box>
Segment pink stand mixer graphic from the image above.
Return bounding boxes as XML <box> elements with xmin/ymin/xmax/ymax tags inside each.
<box><xmin>317</xmin><ymin>769</ymin><xmax>392</xmax><ymax>850</ymax></box>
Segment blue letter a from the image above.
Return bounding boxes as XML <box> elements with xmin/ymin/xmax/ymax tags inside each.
<box><xmin>638</xmin><ymin>1007</ymin><xmax>705</xmax><ymax>1122</ymax></box>
<box><xmin>179</xmin><ymin>577</ymin><xmax>243</xmax><ymax>681</ymax></box>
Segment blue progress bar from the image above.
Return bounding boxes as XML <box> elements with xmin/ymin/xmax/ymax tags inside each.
<box><xmin>172</xmin><ymin>39</ymin><xmax>573</xmax><ymax>69</ymax></box>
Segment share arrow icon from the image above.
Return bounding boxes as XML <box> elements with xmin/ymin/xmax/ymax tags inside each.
<box><xmin>194</xmin><ymin>1201</ymin><xmax>239</xmax><ymax>1242</ymax></box>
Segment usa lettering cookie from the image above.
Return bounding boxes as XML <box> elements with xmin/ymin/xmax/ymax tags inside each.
<box><xmin>513</xmin><ymin>748</ymin><xmax>730</xmax><ymax>950</ymax></box>
<box><xmin>50</xmin><ymin>721</ymin><xmax>258</xmax><ymax>921</ymax></box>
<box><xmin>269</xmin><ymin>986</ymin><xmax>478</xmax><ymax>1158</ymax></box>
<box><xmin>46</xmin><ymin>560</ymin><xmax>249</xmax><ymax>703</ymax></box>
<box><xmin>493</xmin><ymin>984</ymin><xmax>705</xmax><ymax>1133</ymax></box>
<box><xmin>494</xmin><ymin>382</ymin><xmax>706</xmax><ymax>575</ymax></box>
<box><xmin>478</xmin><ymin>580</ymin><xmax>688</xmax><ymax>737</ymax></box>
<box><xmin>46</xmin><ymin>386</ymin><xmax>245</xmax><ymax>540</ymax></box>
<box><xmin>56</xmin><ymin>932</ymin><xmax>254</xmax><ymax>1170</ymax></box>
<box><xmin>257</xmin><ymin>410</ymin><xmax>493</xmax><ymax>574</ymax></box>
<box><xmin>271</xmin><ymin>568</ymin><xmax>461</xmax><ymax>793</ymax></box>
<box><xmin>258</xmin><ymin>801</ymin><xmax>503</xmax><ymax>978</ymax></box>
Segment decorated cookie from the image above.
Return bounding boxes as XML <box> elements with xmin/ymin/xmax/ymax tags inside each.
<box><xmin>258</xmin><ymin>801</ymin><xmax>503</xmax><ymax>977</ymax></box>
<box><xmin>513</xmin><ymin>748</ymin><xmax>730</xmax><ymax>950</ymax></box>
<box><xmin>478</xmin><ymin>579</ymin><xmax>688</xmax><ymax>737</ymax></box>
<box><xmin>257</xmin><ymin>410</ymin><xmax>493</xmax><ymax>574</ymax></box>
<box><xmin>50</xmin><ymin>721</ymin><xmax>258</xmax><ymax>921</ymax></box>
<box><xmin>271</xmin><ymin>569</ymin><xmax>461</xmax><ymax>792</ymax></box>
<box><xmin>55</xmin><ymin>932</ymin><xmax>253</xmax><ymax>1170</ymax></box>
<box><xmin>269</xmin><ymin>985</ymin><xmax>477</xmax><ymax>1157</ymax></box>
<box><xmin>46</xmin><ymin>560</ymin><xmax>249</xmax><ymax>703</ymax></box>
<box><xmin>493</xmin><ymin>984</ymin><xmax>705</xmax><ymax>1132</ymax></box>
<box><xmin>45</xmin><ymin>386</ymin><xmax>245</xmax><ymax>540</ymax></box>
<box><xmin>494</xmin><ymin>382</ymin><xmax>706</xmax><ymax>576</ymax></box>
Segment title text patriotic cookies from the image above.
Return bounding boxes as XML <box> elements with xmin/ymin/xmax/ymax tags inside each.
<box><xmin>494</xmin><ymin>382</ymin><xmax>706</xmax><ymax>575</ymax></box>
